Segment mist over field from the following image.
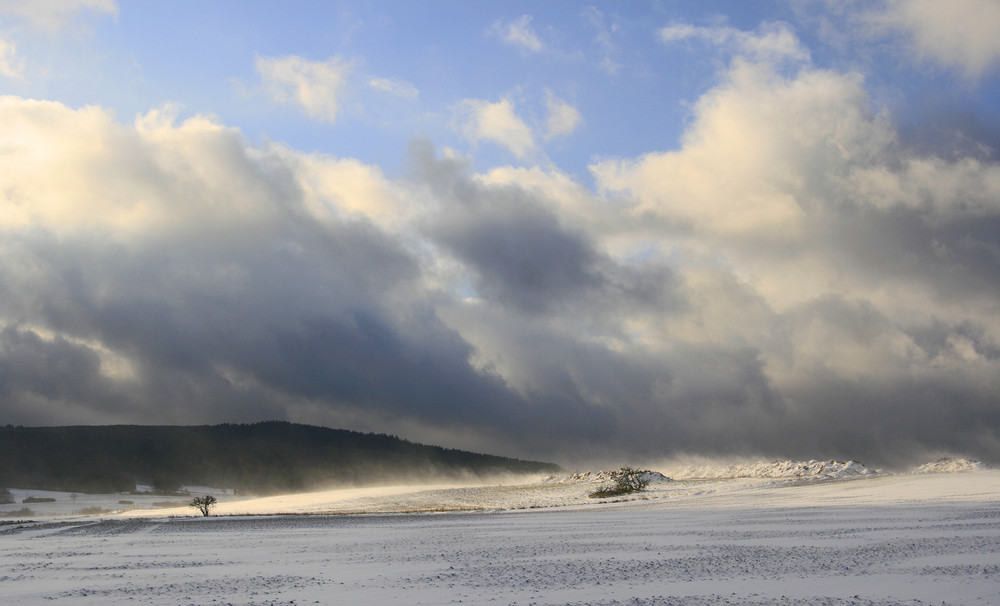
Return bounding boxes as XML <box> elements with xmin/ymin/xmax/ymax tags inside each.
<box><xmin>1</xmin><ymin>1</ymin><xmax>1000</xmax><ymax>470</ymax></box>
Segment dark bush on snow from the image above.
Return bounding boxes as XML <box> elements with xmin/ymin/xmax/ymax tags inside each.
<box><xmin>589</xmin><ymin>467</ymin><xmax>650</xmax><ymax>498</ymax></box>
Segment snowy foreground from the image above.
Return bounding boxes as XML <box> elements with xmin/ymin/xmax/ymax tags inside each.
<box><xmin>3</xmin><ymin>466</ymin><xmax>1000</xmax><ymax>605</ymax></box>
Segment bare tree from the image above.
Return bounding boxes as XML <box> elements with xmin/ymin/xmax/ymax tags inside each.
<box><xmin>190</xmin><ymin>495</ymin><xmax>218</xmax><ymax>516</ymax></box>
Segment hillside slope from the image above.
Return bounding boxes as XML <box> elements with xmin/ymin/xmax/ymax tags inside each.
<box><xmin>0</xmin><ymin>422</ymin><xmax>560</xmax><ymax>495</ymax></box>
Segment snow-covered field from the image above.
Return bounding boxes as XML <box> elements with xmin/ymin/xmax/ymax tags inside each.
<box><xmin>2</xmin><ymin>461</ymin><xmax>999</xmax><ymax>605</ymax></box>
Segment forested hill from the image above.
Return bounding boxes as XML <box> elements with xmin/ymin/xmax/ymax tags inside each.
<box><xmin>0</xmin><ymin>422</ymin><xmax>561</xmax><ymax>495</ymax></box>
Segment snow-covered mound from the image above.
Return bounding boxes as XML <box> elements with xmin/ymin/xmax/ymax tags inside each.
<box><xmin>540</xmin><ymin>469</ymin><xmax>671</xmax><ymax>485</ymax></box>
<box><xmin>912</xmin><ymin>457</ymin><xmax>991</xmax><ymax>473</ymax></box>
<box><xmin>669</xmin><ymin>459</ymin><xmax>879</xmax><ymax>480</ymax></box>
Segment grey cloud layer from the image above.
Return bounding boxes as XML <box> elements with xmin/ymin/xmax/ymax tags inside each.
<box><xmin>2</xmin><ymin>51</ymin><xmax>1000</xmax><ymax>467</ymax></box>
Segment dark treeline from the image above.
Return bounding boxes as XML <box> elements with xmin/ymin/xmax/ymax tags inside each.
<box><xmin>0</xmin><ymin>422</ymin><xmax>560</xmax><ymax>495</ymax></box>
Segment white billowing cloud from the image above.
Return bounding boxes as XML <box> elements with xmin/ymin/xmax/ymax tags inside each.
<box><xmin>0</xmin><ymin>99</ymin><xmax>285</xmax><ymax>236</ymax></box>
<box><xmin>0</xmin><ymin>0</ymin><xmax>117</xmax><ymax>30</ymax></box>
<box><xmin>255</xmin><ymin>55</ymin><xmax>352</xmax><ymax>124</ymax></box>
<box><xmin>543</xmin><ymin>91</ymin><xmax>583</xmax><ymax>140</ymax></box>
<box><xmin>867</xmin><ymin>0</ymin><xmax>1000</xmax><ymax>79</ymax></box>
<box><xmin>0</xmin><ymin>97</ymin><xmax>412</xmax><ymax>238</ymax></box>
<box><xmin>490</xmin><ymin>14</ymin><xmax>543</xmax><ymax>53</ymax></box>
<box><xmin>282</xmin><ymin>149</ymin><xmax>409</xmax><ymax>229</ymax></box>
<box><xmin>454</xmin><ymin>97</ymin><xmax>536</xmax><ymax>158</ymax></box>
<box><xmin>368</xmin><ymin>76</ymin><xmax>418</xmax><ymax>99</ymax></box>
<box><xmin>591</xmin><ymin>60</ymin><xmax>880</xmax><ymax>238</ymax></box>
<box><xmin>659</xmin><ymin>21</ymin><xmax>810</xmax><ymax>64</ymax></box>
<box><xmin>453</xmin><ymin>92</ymin><xmax>581</xmax><ymax>156</ymax></box>
<box><xmin>589</xmin><ymin>50</ymin><xmax>1000</xmax><ymax>402</ymax></box>
<box><xmin>0</xmin><ymin>35</ymin><xmax>24</xmax><ymax>79</ymax></box>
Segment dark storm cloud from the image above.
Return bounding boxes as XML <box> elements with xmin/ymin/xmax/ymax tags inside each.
<box><xmin>897</xmin><ymin>109</ymin><xmax>1000</xmax><ymax>162</ymax></box>
<box><xmin>817</xmin><ymin>203</ymin><xmax>1000</xmax><ymax>305</ymax></box>
<box><xmin>412</xmin><ymin>141</ymin><xmax>676</xmax><ymax>317</ymax></box>
<box><xmin>0</xmin><ymin>325</ymin><xmax>116</xmax><ymax>415</ymax></box>
<box><xmin>432</xmin><ymin>202</ymin><xmax>601</xmax><ymax>314</ymax></box>
<box><xmin>0</xmin><ymin>202</ymin><xmax>519</xmax><ymax>429</ymax></box>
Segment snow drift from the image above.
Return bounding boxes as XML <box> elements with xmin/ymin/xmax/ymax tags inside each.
<box><xmin>539</xmin><ymin>469</ymin><xmax>672</xmax><ymax>485</ymax></box>
<box><xmin>912</xmin><ymin>457</ymin><xmax>991</xmax><ymax>473</ymax></box>
<box><xmin>666</xmin><ymin>459</ymin><xmax>880</xmax><ymax>480</ymax></box>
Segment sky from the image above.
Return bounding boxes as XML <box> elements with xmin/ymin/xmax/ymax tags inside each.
<box><xmin>2</xmin><ymin>0</ymin><xmax>1000</xmax><ymax>468</ymax></box>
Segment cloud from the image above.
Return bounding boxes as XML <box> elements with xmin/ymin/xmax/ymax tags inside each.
<box><xmin>368</xmin><ymin>76</ymin><xmax>418</xmax><ymax>99</ymax></box>
<box><xmin>543</xmin><ymin>91</ymin><xmax>582</xmax><ymax>140</ymax></box>
<box><xmin>453</xmin><ymin>97</ymin><xmax>536</xmax><ymax>158</ymax></box>
<box><xmin>659</xmin><ymin>21</ymin><xmax>810</xmax><ymax>64</ymax></box>
<box><xmin>414</xmin><ymin>146</ymin><xmax>607</xmax><ymax>315</ymax></box>
<box><xmin>4</xmin><ymin>14</ymin><xmax>1000</xmax><ymax>466</ymax></box>
<box><xmin>0</xmin><ymin>325</ymin><xmax>130</xmax><ymax>425</ymax></box>
<box><xmin>866</xmin><ymin>0</ymin><xmax>1000</xmax><ymax>80</ymax></box>
<box><xmin>0</xmin><ymin>97</ymin><xmax>519</xmax><ymax>439</ymax></box>
<box><xmin>582</xmin><ymin>6</ymin><xmax>622</xmax><ymax>76</ymax></box>
<box><xmin>281</xmin><ymin>148</ymin><xmax>411</xmax><ymax>229</ymax></box>
<box><xmin>592</xmin><ymin>60</ymin><xmax>878</xmax><ymax>238</ymax></box>
<box><xmin>255</xmin><ymin>55</ymin><xmax>352</xmax><ymax>124</ymax></box>
<box><xmin>0</xmin><ymin>97</ymin><xmax>655</xmax><ymax>459</ymax></box>
<box><xmin>0</xmin><ymin>0</ymin><xmax>117</xmax><ymax>31</ymax></box>
<box><xmin>0</xmin><ymin>35</ymin><xmax>24</xmax><ymax>79</ymax></box>
<box><xmin>452</xmin><ymin>92</ymin><xmax>581</xmax><ymax>156</ymax></box>
<box><xmin>489</xmin><ymin>14</ymin><xmax>543</xmax><ymax>53</ymax></box>
<box><xmin>586</xmin><ymin>50</ymin><xmax>1000</xmax><ymax>463</ymax></box>
<box><xmin>590</xmin><ymin>55</ymin><xmax>1000</xmax><ymax>319</ymax></box>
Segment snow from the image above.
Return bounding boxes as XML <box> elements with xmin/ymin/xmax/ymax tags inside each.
<box><xmin>541</xmin><ymin>469</ymin><xmax>672</xmax><ymax>485</ymax></box>
<box><xmin>911</xmin><ymin>457</ymin><xmax>991</xmax><ymax>474</ymax></box>
<box><xmin>2</xmin><ymin>465</ymin><xmax>1000</xmax><ymax>604</ymax></box>
<box><xmin>664</xmin><ymin>459</ymin><xmax>880</xmax><ymax>480</ymax></box>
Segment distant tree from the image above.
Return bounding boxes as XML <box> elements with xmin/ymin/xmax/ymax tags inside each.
<box><xmin>190</xmin><ymin>495</ymin><xmax>218</xmax><ymax>517</ymax></box>
<box><xmin>0</xmin><ymin>488</ymin><xmax>13</xmax><ymax>504</ymax></box>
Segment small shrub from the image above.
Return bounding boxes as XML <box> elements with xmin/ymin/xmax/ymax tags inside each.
<box><xmin>589</xmin><ymin>466</ymin><xmax>650</xmax><ymax>498</ymax></box>
<box><xmin>2</xmin><ymin>507</ymin><xmax>35</xmax><ymax>517</ymax></box>
<box><xmin>118</xmin><ymin>500</ymin><xmax>134</xmax><ymax>505</ymax></box>
<box><xmin>22</xmin><ymin>496</ymin><xmax>56</xmax><ymax>504</ymax></box>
